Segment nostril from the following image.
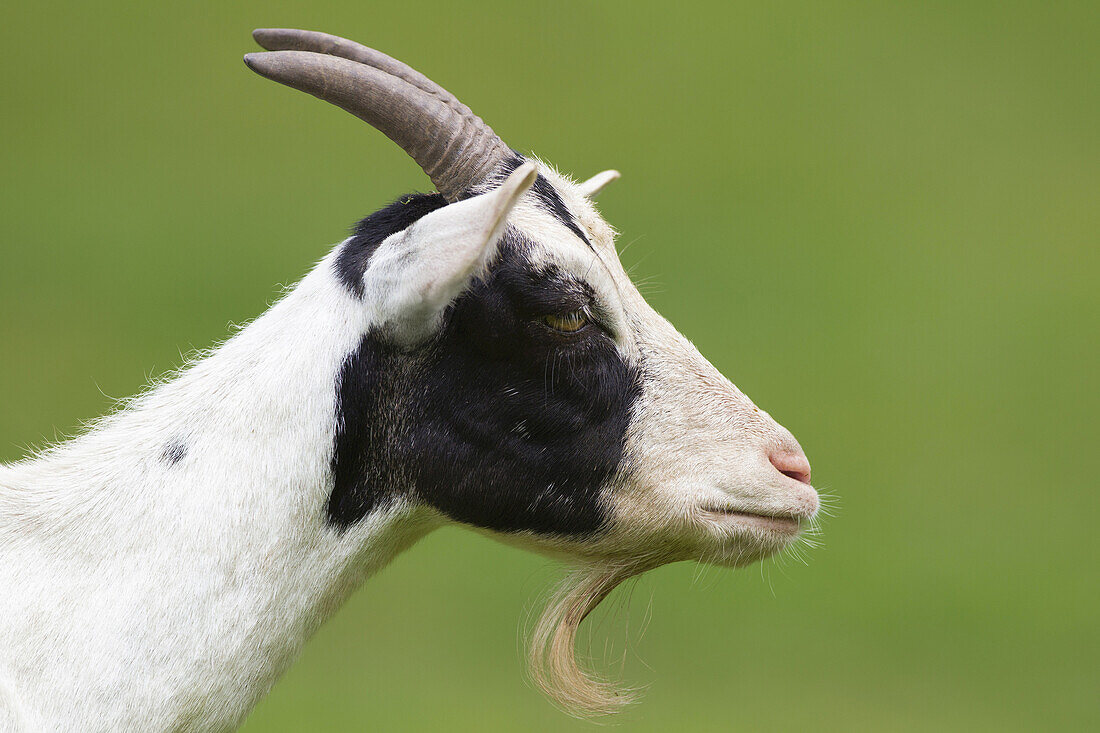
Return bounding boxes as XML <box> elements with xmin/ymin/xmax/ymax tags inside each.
<box><xmin>769</xmin><ymin>449</ymin><xmax>812</xmax><ymax>486</ymax></box>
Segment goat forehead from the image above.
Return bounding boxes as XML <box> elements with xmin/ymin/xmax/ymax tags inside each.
<box><xmin>492</xmin><ymin>163</ymin><xmax>716</xmax><ymax>384</ymax></box>
<box><xmin>527</xmin><ymin>162</ymin><xmax>618</xmax><ymax>249</ymax></box>
<box><xmin>506</xmin><ymin>178</ymin><xmax>647</xmax><ymax>352</ymax></box>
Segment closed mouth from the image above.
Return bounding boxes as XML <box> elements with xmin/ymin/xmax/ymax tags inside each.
<box><xmin>697</xmin><ymin>506</ymin><xmax>803</xmax><ymax>533</ymax></box>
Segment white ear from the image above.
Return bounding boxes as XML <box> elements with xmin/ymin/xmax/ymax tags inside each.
<box><xmin>576</xmin><ymin>169</ymin><xmax>620</xmax><ymax>198</ymax></box>
<box><xmin>363</xmin><ymin>162</ymin><xmax>538</xmax><ymax>343</ymax></box>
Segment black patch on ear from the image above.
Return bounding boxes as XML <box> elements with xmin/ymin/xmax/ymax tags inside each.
<box><xmin>161</xmin><ymin>440</ymin><xmax>187</xmax><ymax>466</ymax></box>
<box><xmin>335</xmin><ymin>192</ymin><xmax>449</xmax><ymax>297</ymax></box>
<box><xmin>497</xmin><ymin>153</ymin><xmax>592</xmax><ymax>247</ymax></box>
<box><xmin>328</xmin><ymin>233</ymin><xmax>640</xmax><ymax>535</ymax></box>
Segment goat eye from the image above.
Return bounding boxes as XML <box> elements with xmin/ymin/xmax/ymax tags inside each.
<box><xmin>541</xmin><ymin>310</ymin><xmax>589</xmax><ymax>334</ymax></box>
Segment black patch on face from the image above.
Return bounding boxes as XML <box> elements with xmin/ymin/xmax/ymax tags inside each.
<box><xmin>161</xmin><ymin>440</ymin><xmax>187</xmax><ymax>466</ymax></box>
<box><xmin>328</xmin><ymin>233</ymin><xmax>640</xmax><ymax>535</ymax></box>
<box><xmin>497</xmin><ymin>153</ymin><xmax>592</xmax><ymax>247</ymax></box>
<box><xmin>335</xmin><ymin>192</ymin><xmax>449</xmax><ymax>297</ymax></box>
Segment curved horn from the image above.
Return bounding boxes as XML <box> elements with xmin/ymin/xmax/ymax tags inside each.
<box><xmin>252</xmin><ymin>29</ymin><xmax>451</xmax><ymax>101</ymax></box>
<box><xmin>244</xmin><ymin>30</ymin><xmax>510</xmax><ymax>201</ymax></box>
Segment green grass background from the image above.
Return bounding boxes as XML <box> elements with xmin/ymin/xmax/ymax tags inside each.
<box><xmin>2</xmin><ymin>1</ymin><xmax>1096</xmax><ymax>730</ymax></box>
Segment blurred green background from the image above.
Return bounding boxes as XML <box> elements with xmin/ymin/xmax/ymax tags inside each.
<box><xmin>2</xmin><ymin>1</ymin><xmax>1096</xmax><ymax>730</ymax></box>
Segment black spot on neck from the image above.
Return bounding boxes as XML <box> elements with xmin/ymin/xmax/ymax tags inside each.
<box><xmin>161</xmin><ymin>440</ymin><xmax>187</xmax><ymax>466</ymax></box>
<box><xmin>335</xmin><ymin>192</ymin><xmax>449</xmax><ymax>297</ymax></box>
<box><xmin>328</xmin><ymin>234</ymin><xmax>639</xmax><ymax>534</ymax></box>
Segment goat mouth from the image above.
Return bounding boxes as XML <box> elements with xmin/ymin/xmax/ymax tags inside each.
<box><xmin>697</xmin><ymin>507</ymin><xmax>803</xmax><ymax>534</ymax></box>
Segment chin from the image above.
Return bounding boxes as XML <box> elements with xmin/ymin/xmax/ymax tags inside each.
<box><xmin>695</xmin><ymin>521</ymin><xmax>807</xmax><ymax>568</ymax></box>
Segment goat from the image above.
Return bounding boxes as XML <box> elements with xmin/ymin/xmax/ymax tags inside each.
<box><xmin>0</xmin><ymin>28</ymin><xmax>820</xmax><ymax>731</ymax></box>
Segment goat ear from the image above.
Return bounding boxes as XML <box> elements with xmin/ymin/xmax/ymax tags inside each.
<box><xmin>576</xmin><ymin>169</ymin><xmax>620</xmax><ymax>198</ymax></box>
<box><xmin>363</xmin><ymin>162</ymin><xmax>538</xmax><ymax>343</ymax></box>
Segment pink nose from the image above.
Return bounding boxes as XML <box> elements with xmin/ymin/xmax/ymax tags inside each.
<box><xmin>769</xmin><ymin>448</ymin><xmax>812</xmax><ymax>485</ymax></box>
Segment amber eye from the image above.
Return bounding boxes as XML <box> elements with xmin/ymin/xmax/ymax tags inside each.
<box><xmin>541</xmin><ymin>310</ymin><xmax>589</xmax><ymax>333</ymax></box>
